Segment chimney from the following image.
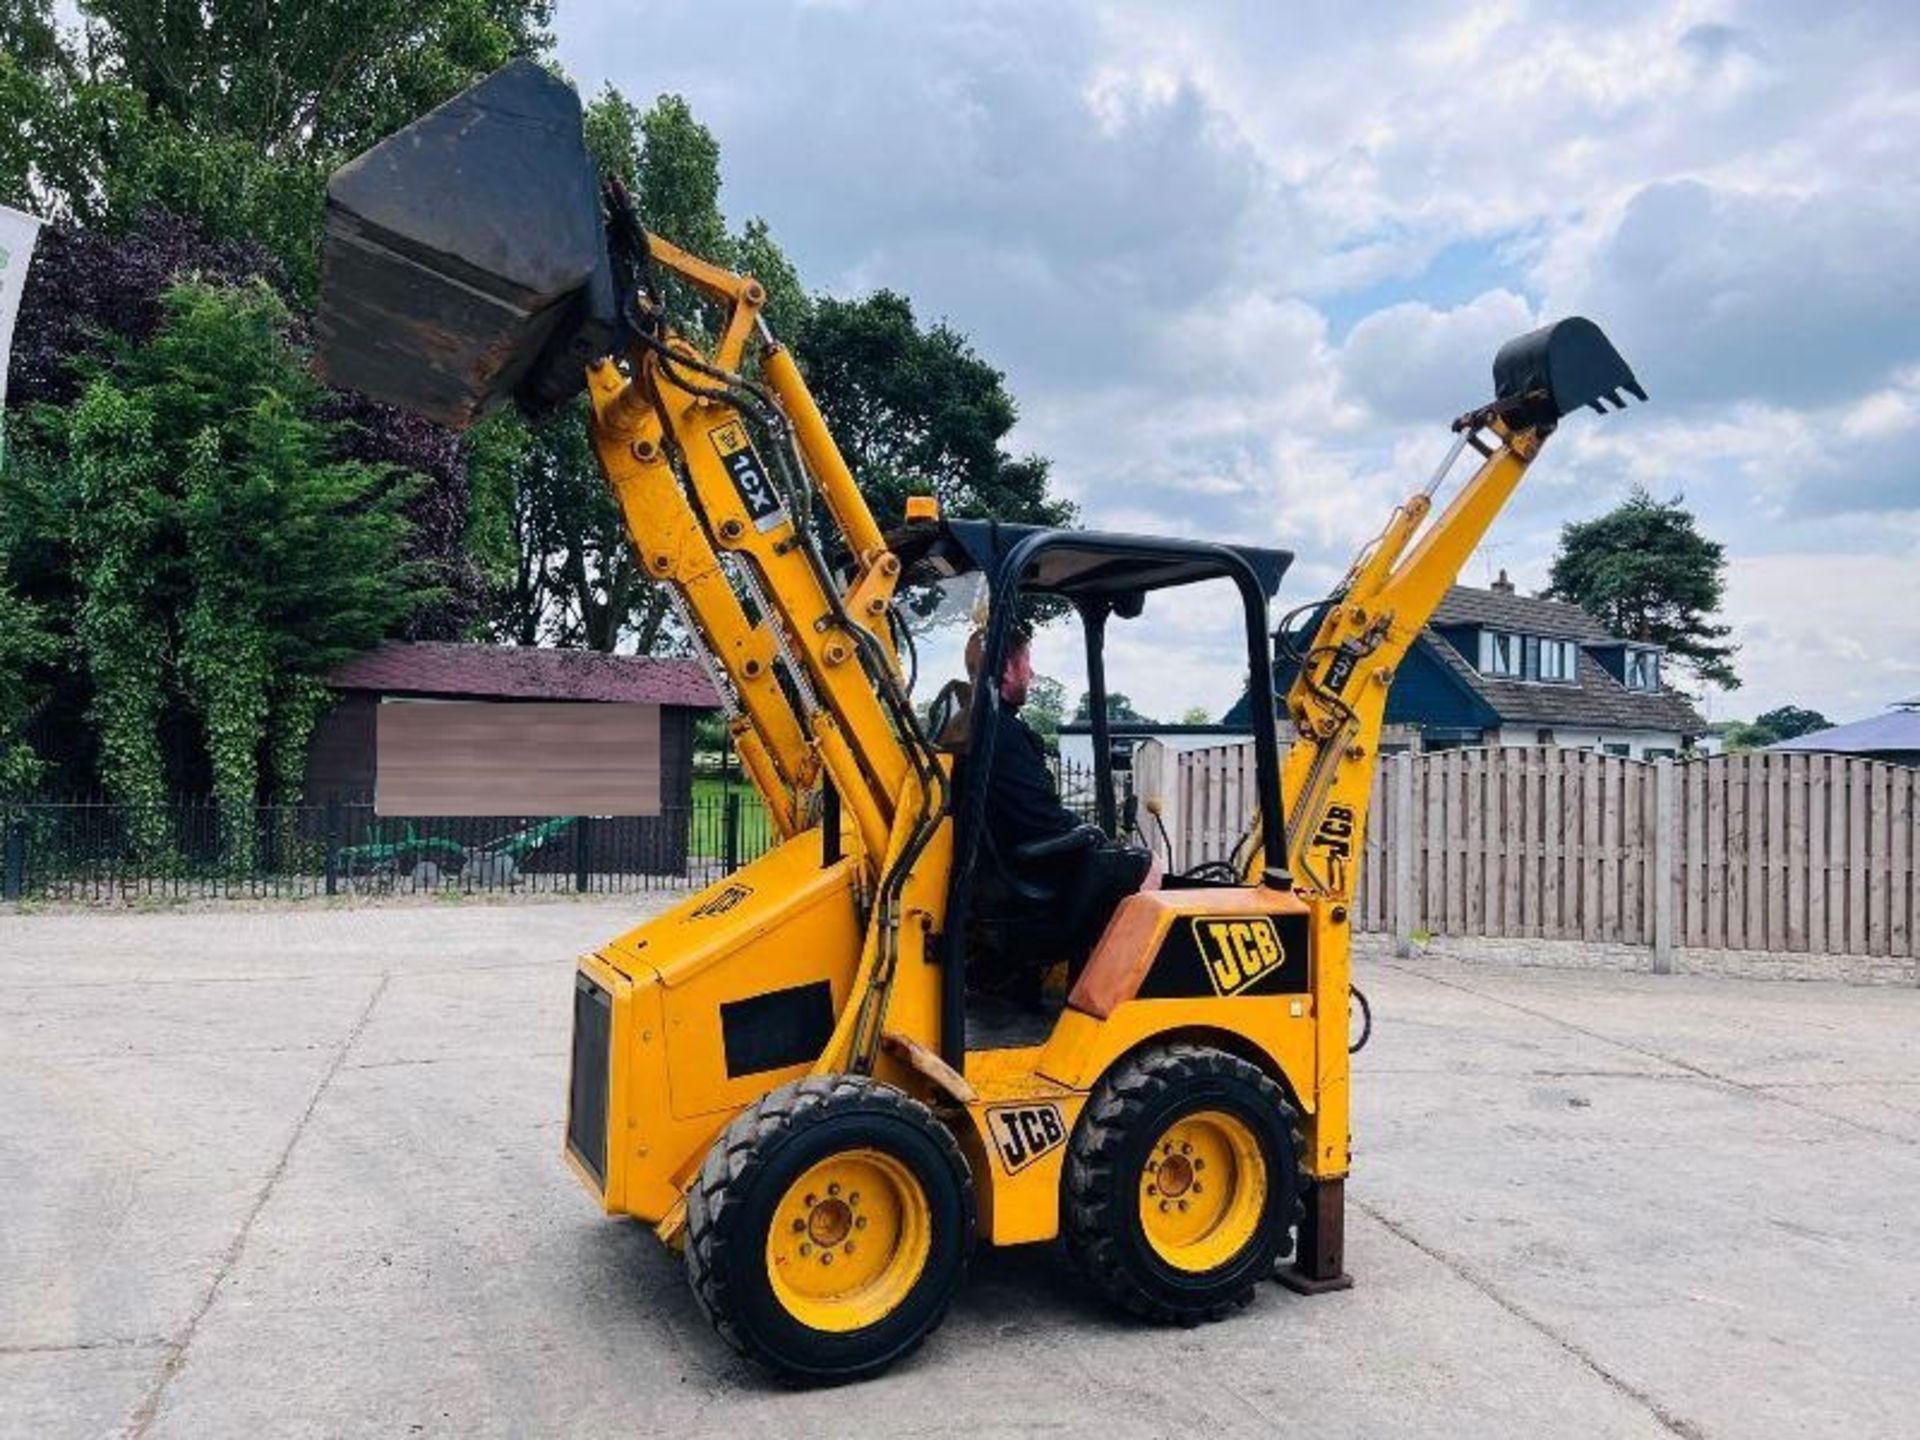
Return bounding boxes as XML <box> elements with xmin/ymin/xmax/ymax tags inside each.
<box><xmin>1491</xmin><ymin>568</ymin><xmax>1516</xmax><ymax>595</ymax></box>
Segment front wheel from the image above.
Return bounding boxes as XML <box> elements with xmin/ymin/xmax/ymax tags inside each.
<box><xmin>1064</xmin><ymin>1044</ymin><xmax>1304</xmax><ymax>1324</ymax></box>
<box><xmin>685</xmin><ymin>1075</ymin><xmax>975</xmax><ymax>1384</ymax></box>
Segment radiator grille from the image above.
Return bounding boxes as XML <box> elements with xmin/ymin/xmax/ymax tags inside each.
<box><xmin>567</xmin><ymin>971</ymin><xmax>612</xmax><ymax>1187</ymax></box>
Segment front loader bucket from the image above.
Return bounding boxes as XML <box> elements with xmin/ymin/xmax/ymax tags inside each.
<box><xmin>314</xmin><ymin>59</ymin><xmax>617</xmax><ymax>430</ymax></box>
<box><xmin>1492</xmin><ymin>316</ymin><xmax>1646</xmax><ymax>429</ymax></box>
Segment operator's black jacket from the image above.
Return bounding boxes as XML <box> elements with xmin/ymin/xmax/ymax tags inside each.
<box><xmin>982</xmin><ymin>703</ymin><xmax>1078</xmax><ymax>859</ymax></box>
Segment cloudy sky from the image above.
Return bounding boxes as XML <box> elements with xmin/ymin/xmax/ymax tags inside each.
<box><xmin>558</xmin><ymin>0</ymin><xmax>1920</xmax><ymax>724</ymax></box>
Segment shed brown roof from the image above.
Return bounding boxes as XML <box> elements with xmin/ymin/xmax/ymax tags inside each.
<box><xmin>327</xmin><ymin>642</ymin><xmax>720</xmax><ymax>708</ymax></box>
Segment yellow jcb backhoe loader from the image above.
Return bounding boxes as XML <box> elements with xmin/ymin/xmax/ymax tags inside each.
<box><xmin>314</xmin><ymin>61</ymin><xmax>1647</xmax><ymax>1383</ymax></box>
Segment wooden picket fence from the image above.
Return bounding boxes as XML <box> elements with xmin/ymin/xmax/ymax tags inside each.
<box><xmin>1158</xmin><ymin>742</ymin><xmax>1919</xmax><ymax>963</ymax></box>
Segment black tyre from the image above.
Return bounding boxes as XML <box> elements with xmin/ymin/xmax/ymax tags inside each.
<box><xmin>685</xmin><ymin>1075</ymin><xmax>975</xmax><ymax>1385</ymax></box>
<box><xmin>1064</xmin><ymin>1043</ymin><xmax>1305</xmax><ymax>1323</ymax></box>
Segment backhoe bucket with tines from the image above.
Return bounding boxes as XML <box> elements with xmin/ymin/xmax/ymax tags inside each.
<box><xmin>1491</xmin><ymin>316</ymin><xmax>1646</xmax><ymax>430</ymax></box>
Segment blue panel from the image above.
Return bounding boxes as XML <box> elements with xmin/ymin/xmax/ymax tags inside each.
<box><xmin>1224</xmin><ymin>636</ymin><xmax>1496</xmax><ymax>731</ymax></box>
<box><xmin>1385</xmin><ymin>642</ymin><xmax>1500</xmax><ymax>729</ymax></box>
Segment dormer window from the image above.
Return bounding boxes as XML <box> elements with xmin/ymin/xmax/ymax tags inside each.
<box><xmin>1479</xmin><ymin>630</ymin><xmax>1521</xmax><ymax>677</ymax></box>
<box><xmin>1537</xmin><ymin>638</ymin><xmax>1577</xmax><ymax>683</ymax></box>
<box><xmin>1624</xmin><ymin>648</ymin><xmax>1660</xmax><ymax>691</ymax></box>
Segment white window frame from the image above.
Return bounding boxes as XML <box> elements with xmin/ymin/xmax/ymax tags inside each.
<box><xmin>1624</xmin><ymin>648</ymin><xmax>1660</xmax><ymax>692</ymax></box>
<box><xmin>1537</xmin><ymin>638</ymin><xmax>1578</xmax><ymax>684</ymax></box>
<box><xmin>1479</xmin><ymin>629</ymin><xmax>1521</xmax><ymax>678</ymax></box>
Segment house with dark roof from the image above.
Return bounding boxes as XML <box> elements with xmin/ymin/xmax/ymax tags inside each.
<box><xmin>1229</xmin><ymin>573</ymin><xmax>1705</xmax><ymax>758</ymax></box>
<box><xmin>306</xmin><ymin>642</ymin><xmax>720</xmax><ymax>815</ymax></box>
<box><xmin>1768</xmin><ymin>699</ymin><xmax>1920</xmax><ymax>767</ymax></box>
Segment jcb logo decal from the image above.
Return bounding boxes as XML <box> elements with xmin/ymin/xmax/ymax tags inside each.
<box><xmin>985</xmin><ymin>1104</ymin><xmax>1066</xmax><ymax>1175</ymax></box>
<box><xmin>689</xmin><ymin>883</ymin><xmax>753</xmax><ymax>919</ymax></box>
<box><xmin>1191</xmin><ymin>916</ymin><xmax>1286</xmax><ymax>997</ymax></box>
<box><xmin>1313</xmin><ymin>804</ymin><xmax>1356</xmax><ymax>862</ymax></box>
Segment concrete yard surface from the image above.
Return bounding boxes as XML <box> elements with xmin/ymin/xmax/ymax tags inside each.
<box><xmin>3</xmin><ymin>900</ymin><xmax>1917</xmax><ymax>1439</ymax></box>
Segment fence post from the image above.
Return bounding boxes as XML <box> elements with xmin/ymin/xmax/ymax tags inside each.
<box><xmin>574</xmin><ymin>816</ymin><xmax>591</xmax><ymax>893</ymax></box>
<box><xmin>723</xmin><ymin>791</ymin><xmax>742</xmax><ymax>876</ymax></box>
<box><xmin>1393</xmin><ymin>752</ymin><xmax>1416</xmax><ymax>957</ymax></box>
<box><xmin>1134</xmin><ymin>739</ymin><xmax>1179</xmax><ymax>871</ymax></box>
<box><xmin>1653</xmin><ymin>758</ymin><xmax>1675</xmax><ymax>974</ymax></box>
<box><xmin>323</xmin><ymin>795</ymin><xmax>341</xmax><ymax>897</ymax></box>
<box><xmin>4</xmin><ymin>818</ymin><xmax>25</xmax><ymax>902</ymax></box>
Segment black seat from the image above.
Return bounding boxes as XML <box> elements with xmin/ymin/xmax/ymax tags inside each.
<box><xmin>966</xmin><ymin>821</ymin><xmax>1111</xmax><ymax>999</ymax></box>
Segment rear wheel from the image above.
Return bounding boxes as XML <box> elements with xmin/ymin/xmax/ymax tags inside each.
<box><xmin>685</xmin><ymin>1075</ymin><xmax>974</xmax><ymax>1384</ymax></box>
<box><xmin>1065</xmin><ymin>1044</ymin><xmax>1304</xmax><ymax>1323</ymax></box>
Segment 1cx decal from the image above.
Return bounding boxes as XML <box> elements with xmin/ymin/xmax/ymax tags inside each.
<box><xmin>1190</xmin><ymin>916</ymin><xmax>1288</xmax><ymax>997</ymax></box>
<box><xmin>985</xmin><ymin>1103</ymin><xmax>1066</xmax><ymax>1175</ymax></box>
<box><xmin>708</xmin><ymin>421</ymin><xmax>785</xmax><ymax>532</ymax></box>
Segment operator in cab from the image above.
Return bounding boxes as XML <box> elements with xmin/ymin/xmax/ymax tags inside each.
<box><xmin>969</xmin><ymin>625</ymin><xmax>1158</xmax><ymax>999</ymax></box>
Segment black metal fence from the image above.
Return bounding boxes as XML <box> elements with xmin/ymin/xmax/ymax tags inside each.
<box><xmin>1</xmin><ymin>758</ymin><xmax>1117</xmax><ymax>905</ymax></box>
<box><xmin>0</xmin><ymin>791</ymin><xmax>780</xmax><ymax>903</ymax></box>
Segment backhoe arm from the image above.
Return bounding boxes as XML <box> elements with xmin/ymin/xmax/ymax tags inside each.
<box><xmin>1258</xmin><ymin>317</ymin><xmax>1648</xmax><ymax>899</ymax></box>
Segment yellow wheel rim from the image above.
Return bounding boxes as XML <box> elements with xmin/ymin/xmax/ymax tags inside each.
<box><xmin>1137</xmin><ymin>1109</ymin><xmax>1268</xmax><ymax>1273</ymax></box>
<box><xmin>765</xmin><ymin>1148</ymin><xmax>932</xmax><ymax>1333</ymax></box>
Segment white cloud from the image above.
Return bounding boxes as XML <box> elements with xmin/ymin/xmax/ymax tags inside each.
<box><xmin>558</xmin><ymin>0</ymin><xmax>1920</xmax><ymax>725</ymax></box>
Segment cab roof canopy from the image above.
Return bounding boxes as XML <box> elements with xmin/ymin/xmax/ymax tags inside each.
<box><xmin>888</xmin><ymin>519</ymin><xmax>1293</xmax><ymax>603</ymax></box>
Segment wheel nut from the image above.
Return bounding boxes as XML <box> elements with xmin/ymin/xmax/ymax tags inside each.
<box><xmin>800</xmin><ymin>1243</ymin><xmax>812</xmax><ymax>1257</ymax></box>
<box><xmin>792</xmin><ymin>1219</ymin><xmax>806</xmax><ymax>1232</ymax></box>
<box><xmin>855</xmin><ymin>1216</ymin><xmax>868</xmax><ymax>1230</ymax></box>
<box><xmin>821</xmin><ymin>1252</ymin><xmax>833</xmax><ymax>1266</ymax></box>
<box><xmin>1194</xmin><ymin>1159</ymin><xmax>1206</xmax><ymax>1172</ymax></box>
<box><xmin>844</xmin><ymin>1241</ymin><xmax>856</xmax><ymax>1255</ymax></box>
<box><xmin>828</xmin><ymin>1183</ymin><xmax>841</xmax><ymax>1197</ymax></box>
<box><xmin>848</xmin><ymin>1193</ymin><xmax>859</xmax><ymax>1205</ymax></box>
<box><xmin>1193</xmin><ymin>1183</ymin><xmax>1204</xmax><ymax>1195</ymax></box>
<box><xmin>1147</xmin><ymin>1185</ymin><xmax>1159</xmax><ymax>1197</ymax></box>
<box><xmin>1160</xmin><ymin>1200</ymin><xmax>1171</xmax><ymax>1213</ymax></box>
<box><xmin>805</xmin><ymin>1194</ymin><xmax>817</xmax><ymax>1207</ymax></box>
<box><xmin>1180</xmin><ymin>1143</ymin><xmax>1192</xmax><ymax>1155</ymax></box>
<box><xmin>1179</xmin><ymin>1200</ymin><xmax>1189</xmax><ymax>1212</ymax></box>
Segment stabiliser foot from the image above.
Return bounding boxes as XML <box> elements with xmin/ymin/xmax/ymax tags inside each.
<box><xmin>1277</xmin><ymin>1177</ymin><xmax>1354</xmax><ymax>1294</ymax></box>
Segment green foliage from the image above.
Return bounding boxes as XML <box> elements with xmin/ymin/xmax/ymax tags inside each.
<box><xmin>795</xmin><ymin>290</ymin><xmax>1073</xmax><ymax>533</ymax></box>
<box><xmin>26</xmin><ymin>281</ymin><xmax>423</xmax><ymax>844</ymax></box>
<box><xmin>1721</xmin><ymin>721</ymin><xmax>1778</xmax><ymax>752</ymax></box>
<box><xmin>1073</xmin><ymin>690</ymin><xmax>1154</xmax><ymax>725</ymax></box>
<box><xmin>0</xmin><ymin>577</ymin><xmax>58</xmax><ymax>792</ymax></box>
<box><xmin>582</xmin><ymin>85</ymin><xmax>643</xmax><ymax>191</ymax></box>
<box><xmin>1722</xmin><ymin>706</ymin><xmax>1831</xmax><ymax>753</ymax></box>
<box><xmin>2</xmin><ymin>0</ymin><xmax>553</xmax><ymax>292</ymax></box>
<box><xmin>637</xmin><ymin>94</ymin><xmax>730</xmax><ymax>261</ymax></box>
<box><xmin>1754</xmin><ymin>705</ymin><xmax>1830</xmax><ymax>740</ymax></box>
<box><xmin>1180</xmin><ymin>706</ymin><xmax>1212</xmax><ymax>725</ymax></box>
<box><xmin>1023</xmin><ymin>674</ymin><xmax>1067</xmax><ymax>751</ymax></box>
<box><xmin>487</xmin><ymin>400</ymin><xmax>662</xmax><ymax>652</ymax></box>
<box><xmin>1545</xmin><ymin>487</ymin><xmax>1739</xmax><ymax>691</ymax></box>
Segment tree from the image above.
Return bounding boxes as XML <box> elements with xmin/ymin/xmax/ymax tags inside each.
<box><xmin>1023</xmin><ymin>674</ymin><xmax>1067</xmax><ymax>752</ymax></box>
<box><xmin>1545</xmin><ymin>487</ymin><xmax>1738</xmax><ymax>691</ymax></box>
<box><xmin>1754</xmin><ymin>705</ymin><xmax>1831</xmax><ymax>740</ymax></box>
<box><xmin>1073</xmin><ymin>691</ymin><xmax>1154</xmax><ymax>725</ymax></box>
<box><xmin>1180</xmin><ymin>706</ymin><xmax>1211</xmax><ymax>725</ymax></box>
<box><xmin>21</xmin><ymin>281</ymin><xmax>424</xmax><ymax>851</ymax></box>
<box><xmin>795</xmin><ymin>290</ymin><xmax>1074</xmax><ymax>535</ymax></box>
<box><xmin>0</xmin><ymin>579</ymin><xmax>57</xmax><ymax>792</ymax></box>
<box><xmin>2</xmin><ymin>0</ymin><xmax>555</xmax><ymax>294</ymax></box>
<box><xmin>1720</xmin><ymin>720</ymin><xmax>1779</xmax><ymax>752</ymax></box>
